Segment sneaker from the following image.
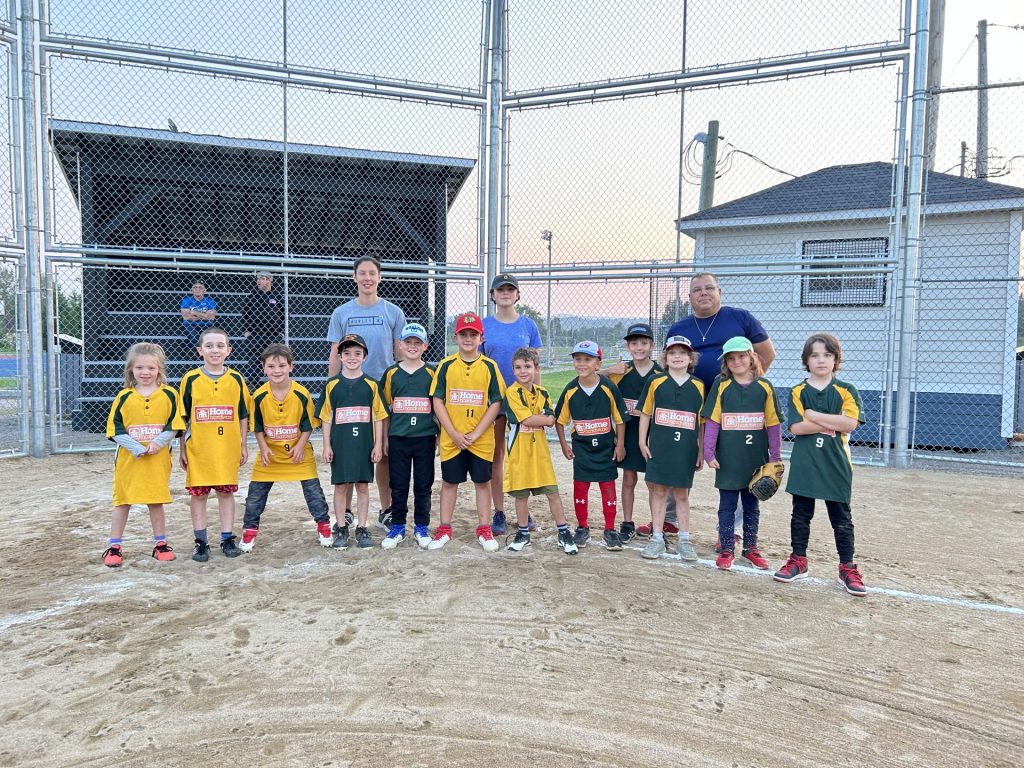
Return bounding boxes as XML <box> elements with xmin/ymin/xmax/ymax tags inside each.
<box><xmin>527</xmin><ymin>515</ymin><xmax>538</xmax><ymax>532</ymax></box>
<box><xmin>716</xmin><ymin>533</ymin><xmax>743</xmax><ymax>553</ymax></box>
<box><xmin>221</xmin><ymin>535</ymin><xmax>242</xmax><ymax>558</ymax></box>
<box><xmin>619</xmin><ymin>521</ymin><xmax>636</xmax><ymax>544</ymax></box>
<box><xmin>839</xmin><ymin>563</ymin><xmax>867</xmax><ymax>596</ymax></box>
<box><xmin>414</xmin><ymin>525</ymin><xmax>431</xmax><ymax>549</ymax></box>
<box><xmin>191</xmin><ymin>539</ymin><xmax>210</xmax><ymax>563</ymax></box>
<box><xmin>573</xmin><ymin>526</ymin><xmax>590</xmax><ymax>548</ymax></box>
<box><xmin>102</xmin><ymin>545</ymin><xmax>123</xmax><ymax>568</ymax></box>
<box><xmin>317</xmin><ymin>521</ymin><xmax>334</xmax><ymax>548</ymax></box>
<box><xmin>491</xmin><ymin>509</ymin><xmax>507</xmax><ymax>536</ymax></box>
<box><xmin>557</xmin><ymin>528</ymin><xmax>579</xmax><ymax>555</ymax></box>
<box><xmin>741</xmin><ymin>547</ymin><xmax>769</xmax><ymax>570</ymax></box>
<box><xmin>332</xmin><ymin>525</ymin><xmax>350</xmax><ymax>550</ymax></box>
<box><xmin>355</xmin><ymin>527</ymin><xmax>373</xmax><ymax>549</ymax></box>
<box><xmin>636</xmin><ymin>522</ymin><xmax>653</xmax><ymax>538</ymax></box>
<box><xmin>151</xmin><ymin>542</ymin><xmax>175</xmax><ymax>562</ymax></box>
<box><xmin>375</xmin><ymin>508</ymin><xmax>392</xmax><ymax>530</ymax></box>
<box><xmin>381</xmin><ymin>524</ymin><xmax>405</xmax><ymax>550</ymax></box>
<box><xmin>663</xmin><ymin>521</ymin><xmax>680</xmax><ymax>535</ymax></box>
<box><xmin>641</xmin><ymin>536</ymin><xmax>666</xmax><ymax>560</ymax></box>
<box><xmin>345</xmin><ymin>509</ymin><xmax>354</xmax><ymax>527</ymax></box>
<box><xmin>773</xmin><ymin>553</ymin><xmax>809</xmax><ymax>583</ymax></box>
<box><xmin>603</xmin><ymin>529</ymin><xmax>623</xmax><ymax>551</ymax></box>
<box><xmin>507</xmin><ymin>530</ymin><xmax>531</xmax><ymax>552</ymax></box>
<box><xmin>238</xmin><ymin>528</ymin><xmax>258</xmax><ymax>553</ymax></box>
<box><xmin>676</xmin><ymin>539</ymin><xmax>698</xmax><ymax>562</ymax></box>
<box><xmin>716</xmin><ymin>549</ymin><xmax>734</xmax><ymax>570</ymax></box>
<box><xmin>476</xmin><ymin>525</ymin><xmax>499</xmax><ymax>553</ymax></box>
<box><xmin>427</xmin><ymin>524</ymin><xmax>452</xmax><ymax>550</ymax></box>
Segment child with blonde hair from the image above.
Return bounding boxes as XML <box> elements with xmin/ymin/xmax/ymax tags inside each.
<box><xmin>103</xmin><ymin>343</ymin><xmax>185</xmax><ymax>567</ymax></box>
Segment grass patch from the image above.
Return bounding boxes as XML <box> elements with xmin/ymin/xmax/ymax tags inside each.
<box><xmin>0</xmin><ymin>377</ymin><xmax>16</xmax><ymax>389</ymax></box>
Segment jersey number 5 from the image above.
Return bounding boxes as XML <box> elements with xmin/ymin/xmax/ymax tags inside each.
<box><xmin>352</xmin><ymin>426</ymin><xmax>360</xmax><ymax>437</ymax></box>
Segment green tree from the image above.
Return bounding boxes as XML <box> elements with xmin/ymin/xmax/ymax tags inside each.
<box><xmin>515</xmin><ymin>303</ymin><xmax>544</xmax><ymax>326</ymax></box>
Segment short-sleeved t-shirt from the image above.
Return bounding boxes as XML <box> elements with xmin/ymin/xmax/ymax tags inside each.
<box><xmin>379</xmin><ymin>362</ymin><xmax>438</xmax><ymax>438</ymax></box>
<box><xmin>701</xmin><ymin>377</ymin><xmax>782</xmax><ymax>490</ymax></box>
<box><xmin>430</xmin><ymin>353</ymin><xmax>505</xmax><ymax>462</ymax></box>
<box><xmin>317</xmin><ymin>374</ymin><xmax>388</xmax><ymax>485</ymax></box>
<box><xmin>180</xmin><ymin>295</ymin><xmax>217</xmax><ymax>330</ymax></box>
<box><xmin>503</xmin><ymin>381</ymin><xmax>557</xmax><ymax>492</ymax></box>
<box><xmin>554</xmin><ymin>375</ymin><xmax>627</xmax><ymax>482</ymax></box>
<box><xmin>786</xmin><ymin>377</ymin><xmax>864</xmax><ymax>504</ymax></box>
<box><xmin>327</xmin><ymin>299</ymin><xmax>407</xmax><ymax>381</ymax></box>
<box><xmin>251</xmin><ymin>381</ymin><xmax>320</xmax><ymax>482</ymax></box>
<box><xmin>179</xmin><ymin>367</ymin><xmax>252</xmax><ymax>488</ymax></box>
<box><xmin>608</xmin><ymin>361</ymin><xmax>662</xmax><ymax>472</ymax></box>
<box><xmin>106</xmin><ymin>384</ymin><xmax>185</xmax><ymax>506</ymax></box>
<box><xmin>666</xmin><ymin>306</ymin><xmax>769</xmax><ymax>389</ymax></box>
<box><xmin>481</xmin><ymin>315</ymin><xmax>543</xmax><ymax>386</ymax></box>
<box><xmin>638</xmin><ymin>373</ymin><xmax>704</xmax><ymax>488</ymax></box>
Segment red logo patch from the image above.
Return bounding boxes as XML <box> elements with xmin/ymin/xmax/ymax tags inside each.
<box><xmin>194</xmin><ymin>405</ymin><xmax>235</xmax><ymax>423</ymax></box>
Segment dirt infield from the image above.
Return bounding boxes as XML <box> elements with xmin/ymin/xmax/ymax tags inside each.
<box><xmin>1</xmin><ymin>451</ymin><xmax>1021</xmax><ymax>767</ymax></box>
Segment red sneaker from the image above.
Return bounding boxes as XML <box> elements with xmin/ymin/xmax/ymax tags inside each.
<box><xmin>238</xmin><ymin>528</ymin><xmax>258</xmax><ymax>553</ymax></box>
<box><xmin>102</xmin><ymin>545</ymin><xmax>123</xmax><ymax>568</ymax></box>
<box><xmin>715</xmin><ymin>550</ymin><xmax>734</xmax><ymax>570</ymax></box>
<box><xmin>839</xmin><ymin>563</ymin><xmax>867</xmax><ymax>596</ymax></box>
<box><xmin>317</xmin><ymin>521</ymin><xmax>333</xmax><ymax>548</ymax></box>
<box><xmin>741</xmin><ymin>547</ymin><xmax>769</xmax><ymax>570</ymax></box>
<box><xmin>663</xmin><ymin>522</ymin><xmax>679</xmax><ymax>534</ymax></box>
<box><xmin>151</xmin><ymin>542</ymin><xmax>176</xmax><ymax>562</ymax></box>
<box><xmin>773</xmin><ymin>553</ymin><xmax>808</xmax><ymax>583</ymax></box>
<box><xmin>636</xmin><ymin>522</ymin><xmax>653</xmax><ymax>537</ymax></box>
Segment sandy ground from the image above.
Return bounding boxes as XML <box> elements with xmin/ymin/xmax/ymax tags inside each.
<box><xmin>1</xmin><ymin>450</ymin><xmax>1022</xmax><ymax>768</ymax></box>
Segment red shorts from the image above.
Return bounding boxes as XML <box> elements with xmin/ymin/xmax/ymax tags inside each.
<box><xmin>186</xmin><ymin>485</ymin><xmax>238</xmax><ymax>496</ymax></box>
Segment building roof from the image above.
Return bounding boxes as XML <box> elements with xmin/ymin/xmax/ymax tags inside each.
<box><xmin>678</xmin><ymin>161</ymin><xmax>1024</xmax><ymax>233</ymax></box>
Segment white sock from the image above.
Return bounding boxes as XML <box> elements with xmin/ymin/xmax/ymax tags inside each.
<box><xmin>678</xmin><ymin>531</ymin><xmax>690</xmax><ymax>540</ymax></box>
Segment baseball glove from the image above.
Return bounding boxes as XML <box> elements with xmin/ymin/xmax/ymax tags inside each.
<box><xmin>748</xmin><ymin>461</ymin><xmax>785</xmax><ymax>502</ymax></box>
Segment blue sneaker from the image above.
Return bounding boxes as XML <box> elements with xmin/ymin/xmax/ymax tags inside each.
<box><xmin>414</xmin><ymin>525</ymin><xmax>431</xmax><ymax>549</ymax></box>
<box><xmin>527</xmin><ymin>515</ymin><xmax>538</xmax><ymax>532</ymax></box>
<box><xmin>491</xmin><ymin>509</ymin><xmax>507</xmax><ymax>536</ymax></box>
<box><xmin>381</xmin><ymin>524</ymin><xmax>405</xmax><ymax>550</ymax></box>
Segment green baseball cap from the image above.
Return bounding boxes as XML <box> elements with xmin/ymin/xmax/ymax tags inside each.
<box><xmin>718</xmin><ymin>336</ymin><xmax>754</xmax><ymax>358</ymax></box>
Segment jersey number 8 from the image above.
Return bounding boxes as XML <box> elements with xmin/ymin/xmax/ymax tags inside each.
<box><xmin>410</xmin><ymin>416</ymin><xmax>417</xmax><ymax>426</ymax></box>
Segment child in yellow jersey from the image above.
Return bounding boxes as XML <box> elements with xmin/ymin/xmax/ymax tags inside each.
<box><xmin>102</xmin><ymin>343</ymin><xmax>185</xmax><ymax>567</ymax></box>
<box><xmin>238</xmin><ymin>343</ymin><xmax>332</xmax><ymax>554</ymax></box>
<box><xmin>179</xmin><ymin>327</ymin><xmax>252</xmax><ymax>562</ymax></box>
<box><xmin>428</xmin><ymin>312</ymin><xmax>506</xmax><ymax>552</ymax></box>
<box><xmin>502</xmin><ymin>348</ymin><xmax>577</xmax><ymax>555</ymax></box>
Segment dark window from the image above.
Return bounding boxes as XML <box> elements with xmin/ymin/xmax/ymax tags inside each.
<box><xmin>801</xmin><ymin>238</ymin><xmax>887</xmax><ymax>307</ymax></box>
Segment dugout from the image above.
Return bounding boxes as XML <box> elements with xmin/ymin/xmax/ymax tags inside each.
<box><xmin>49</xmin><ymin>120</ymin><xmax>475</xmax><ymax>431</ymax></box>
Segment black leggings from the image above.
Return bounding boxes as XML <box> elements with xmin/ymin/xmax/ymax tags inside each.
<box><xmin>790</xmin><ymin>494</ymin><xmax>855</xmax><ymax>563</ymax></box>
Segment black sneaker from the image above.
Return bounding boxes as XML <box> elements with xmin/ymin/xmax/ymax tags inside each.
<box><xmin>344</xmin><ymin>509</ymin><xmax>354</xmax><ymax>527</ymax></box>
<box><xmin>355</xmin><ymin>526</ymin><xmax>373</xmax><ymax>549</ymax></box>
<box><xmin>333</xmin><ymin>525</ymin><xmax>350</xmax><ymax>550</ymax></box>
<box><xmin>507</xmin><ymin>531</ymin><xmax>531</xmax><ymax>552</ymax></box>
<box><xmin>603</xmin><ymin>529</ymin><xmax>623</xmax><ymax>551</ymax></box>
<box><xmin>619</xmin><ymin>521</ymin><xmax>636</xmax><ymax>544</ymax></box>
<box><xmin>573</xmin><ymin>526</ymin><xmax>590</xmax><ymax>547</ymax></box>
<box><xmin>191</xmin><ymin>539</ymin><xmax>210</xmax><ymax>563</ymax></box>
<box><xmin>375</xmin><ymin>508</ymin><xmax>392</xmax><ymax>530</ymax></box>
<box><xmin>221</xmin><ymin>535</ymin><xmax>242</xmax><ymax>558</ymax></box>
<box><xmin>557</xmin><ymin>528</ymin><xmax>579</xmax><ymax>555</ymax></box>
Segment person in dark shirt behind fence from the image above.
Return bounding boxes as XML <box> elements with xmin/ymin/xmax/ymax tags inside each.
<box><xmin>242</xmin><ymin>270</ymin><xmax>284</xmax><ymax>383</ymax></box>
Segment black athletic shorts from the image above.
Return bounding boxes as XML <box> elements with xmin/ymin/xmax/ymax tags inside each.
<box><xmin>441</xmin><ymin>450</ymin><xmax>492</xmax><ymax>485</ymax></box>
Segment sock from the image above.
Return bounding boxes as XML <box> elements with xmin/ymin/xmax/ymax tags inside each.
<box><xmin>220</xmin><ymin>531</ymin><xmax>233</xmax><ymax>542</ymax></box>
<box><xmin>153</xmin><ymin>535</ymin><xmax>166</xmax><ymax>544</ymax></box>
<box><xmin>556</xmin><ymin>523</ymin><xmax>569</xmax><ymax>534</ymax></box>
<box><xmin>194</xmin><ymin>529</ymin><xmax>208</xmax><ymax>544</ymax></box>
<box><xmin>108</xmin><ymin>537</ymin><xmax>122</xmax><ymax>547</ymax></box>
<box><xmin>518</xmin><ymin>525</ymin><xmax>530</xmax><ymax>535</ymax></box>
<box><xmin>678</xmin><ymin>531</ymin><xmax>690</xmax><ymax>541</ymax></box>
<box><xmin>653</xmin><ymin>532</ymin><xmax>664</xmax><ymax>541</ymax></box>
<box><xmin>599</xmin><ymin>480</ymin><xmax>618</xmax><ymax>530</ymax></box>
<box><xmin>573</xmin><ymin>480</ymin><xmax>590</xmax><ymax>527</ymax></box>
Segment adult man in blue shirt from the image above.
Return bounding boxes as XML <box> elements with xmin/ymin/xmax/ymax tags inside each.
<box><xmin>180</xmin><ymin>280</ymin><xmax>217</xmax><ymax>347</ymax></box>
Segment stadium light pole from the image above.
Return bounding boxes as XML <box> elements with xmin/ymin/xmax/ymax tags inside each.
<box><xmin>541</xmin><ymin>230</ymin><xmax>553</xmax><ymax>366</ymax></box>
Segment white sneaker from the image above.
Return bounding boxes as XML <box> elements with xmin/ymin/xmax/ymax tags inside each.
<box><xmin>427</xmin><ymin>527</ymin><xmax>452</xmax><ymax>551</ymax></box>
<box><xmin>317</xmin><ymin>522</ymin><xmax>334</xmax><ymax>548</ymax></box>
<box><xmin>641</xmin><ymin>536</ymin><xmax>666</xmax><ymax>560</ymax></box>
<box><xmin>414</xmin><ymin>525</ymin><xmax>431</xmax><ymax>549</ymax></box>
<box><xmin>676</xmin><ymin>539</ymin><xmax>698</xmax><ymax>561</ymax></box>
<box><xmin>476</xmin><ymin>525</ymin><xmax>499</xmax><ymax>553</ymax></box>
<box><xmin>238</xmin><ymin>530</ymin><xmax>257</xmax><ymax>553</ymax></box>
<box><xmin>381</xmin><ymin>526</ymin><xmax>405</xmax><ymax>550</ymax></box>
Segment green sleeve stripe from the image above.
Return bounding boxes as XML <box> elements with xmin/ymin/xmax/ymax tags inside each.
<box><xmin>252</xmin><ymin>391</ymin><xmax>267</xmax><ymax>432</ymax></box>
<box><xmin>110</xmin><ymin>391</ymin><xmax>132</xmax><ymax>438</ymax></box>
<box><xmin>160</xmin><ymin>387</ymin><xmax>178</xmax><ymax>430</ymax></box>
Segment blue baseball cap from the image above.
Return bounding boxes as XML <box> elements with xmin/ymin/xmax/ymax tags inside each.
<box><xmin>400</xmin><ymin>322</ymin><xmax>428</xmax><ymax>343</ymax></box>
<box><xmin>571</xmin><ymin>340</ymin><xmax>602</xmax><ymax>359</ymax></box>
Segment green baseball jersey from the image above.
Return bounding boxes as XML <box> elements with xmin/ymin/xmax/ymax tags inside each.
<box><xmin>701</xmin><ymin>376</ymin><xmax>782</xmax><ymax>490</ymax></box>
<box><xmin>638</xmin><ymin>373</ymin><xmax>705</xmax><ymax>488</ymax></box>
<box><xmin>317</xmin><ymin>374</ymin><xmax>388</xmax><ymax>485</ymax></box>
<box><xmin>554</xmin><ymin>375</ymin><xmax>627</xmax><ymax>482</ymax></box>
<box><xmin>379</xmin><ymin>362</ymin><xmax>438</xmax><ymax>438</ymax></box>
<box><xmin>786</xmin><ymin>377</ymin><xmax>864</xmax><ymax>503</ymax></box>
<box><xmin>608</xmin><ymin>361</ymin><xmax>662</xmax><ymax>472</ymax></box>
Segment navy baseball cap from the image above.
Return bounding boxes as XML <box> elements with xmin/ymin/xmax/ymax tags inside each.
<box><xmin>624</xmin><ymin>323</ymin><xmax>654</xmax><ymax>340</ymax></box>
<box><xmin>338</xmin><ymin>334</ymin><xmax>368</xmax><ymax>355</ymax></box>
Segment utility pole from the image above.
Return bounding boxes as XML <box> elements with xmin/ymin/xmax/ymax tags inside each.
<box><xmin>924</xmin><ymin>0</ymin><xmax>945</xmax><ymax>170</ymax></box>
<box><xmin>959</xmin><ymin>141</ymin><xmax>967</xmax><ymax>176</ymax></box>
<box><xmin>697</xmin><ymin>120</ymin><xmax>719</xmax><ymax>212</ymax></box>
<box><xmin>976</xmin><ymin>18</ymin><xmax>988</xmax><ymax>178</ymax></box>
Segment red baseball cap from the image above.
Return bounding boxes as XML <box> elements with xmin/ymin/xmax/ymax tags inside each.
<box><xmin>455</xmin><ymin>312</ymin><xmax>484</xmax><ymax>335</ymax></box>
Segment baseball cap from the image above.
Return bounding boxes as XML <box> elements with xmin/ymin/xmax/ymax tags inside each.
<box><xmin>571</xmin><ymin>340</ymin><xmax>602</xmax><ymax>359</ymax></box>
<box><xmin>624</xmin><ymin>322</ymin><xmax>654</xmax><ymax>340</ymax></box>
<box><xmin>489</xmin><ymin>273</ymin><xmax>519</xmax><ymax>291</ymax></box>
<box><xmin>664</xmin><ymin>335</ymin><xmax>695</xmax><ymax>351</ymax></box>
<box><xmin>400</xmin><ymin>322</ymin><xmax>428</xmax><ymax>343</ymax></box>
<box><xmin>454</xmin><ymin>312</ymin><xmax>485</xmax><ymax>335</ymax></box>
<box><xmin>338</xmin><ymin>333</ymin><xmax>368</xmax><ymax>355</ymax></box>
<box><xmin>254</xmin><ymin>270</ymin><xmax>272</xmax><ymax>278</ymax></box>
<box><xmin>718</xmin><ymin>336</ymin><xmax>754</xmax><ymax>358</ymax></box>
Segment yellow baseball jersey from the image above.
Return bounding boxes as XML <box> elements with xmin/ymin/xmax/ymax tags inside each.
<box><xmin>179</xmin><ymin>367</ymin><xmax>252</xmax><ymax>487</ymax></box>
<box><xmin>251</xmin><ymin>381</ymin><xmax>319</xmax><ymax>482</ymax></box>
<box><xmin>430</xmin><ymin>353</ymin><xmax>505</xmax><ymax>461</ymax></box>
<box><xmin>503</xmin><ymin>381</ymin><xmax>557</xmax><ymax>492</ymax></box>
<box><xmin>106</xmin><ymin>385</ymin><xmax>185</xmax><ymax>506</ymax></box>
